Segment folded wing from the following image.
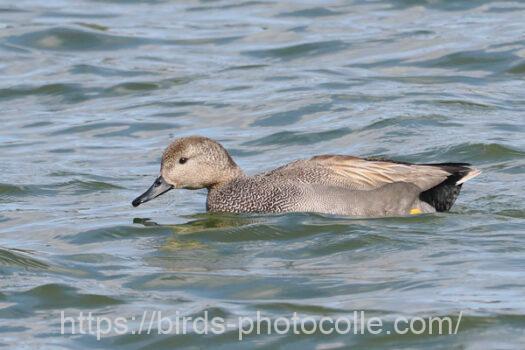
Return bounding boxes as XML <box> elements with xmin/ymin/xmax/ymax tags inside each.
<box><xmin>266</xmin><ymin>155</ymin><xmax>479</xmax><ymax>192</ymax></box>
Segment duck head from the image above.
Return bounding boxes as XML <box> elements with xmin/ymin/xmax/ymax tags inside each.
<box><xmin>132</xmin><ymin>136</ymin><xmax>243</xmax><ymax>207</ymax></box>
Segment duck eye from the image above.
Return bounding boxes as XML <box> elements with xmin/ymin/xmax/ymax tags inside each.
<box><xmin>179</xmin><ymin>157</ymin><xmax>188</xmax><ymax>164</ymax></box>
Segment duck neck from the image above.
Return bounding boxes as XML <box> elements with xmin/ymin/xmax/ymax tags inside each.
<box><xmin>207</xmin><ymin>165</ymin><xmax>245</xmax><ymax>191</ymax></box>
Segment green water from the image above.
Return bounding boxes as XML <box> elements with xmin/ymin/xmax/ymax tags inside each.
<box><xmin>1</xmin><ymin>0</ymin><xmax>525</xmax><ymax>348</ymax></box>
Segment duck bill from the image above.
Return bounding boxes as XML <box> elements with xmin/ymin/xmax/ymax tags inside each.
<box><xmin>132</xmin><ymin>176</ymin><xmax>173</xmax><ymax>207</ymax></box>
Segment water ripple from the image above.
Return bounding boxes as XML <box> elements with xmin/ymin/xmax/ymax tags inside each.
<box><xmin>7</xmin><ymin>27</ymin><xmax>152</xmax><ymax>51</ymax></box>
<box><xmin>243</xmin><ymin>40</ymin><xmax>349</xmax><ymax>61</ymax></box>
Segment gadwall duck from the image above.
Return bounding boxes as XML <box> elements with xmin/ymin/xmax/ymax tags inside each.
<box><xmin>132</xmin><ymin>136</ymin><xmax>481</xmax><ymax>217</ymax></box>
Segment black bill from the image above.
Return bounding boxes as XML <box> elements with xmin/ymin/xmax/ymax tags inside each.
<box><xmin>132</xmin><ymin>176</ymin><xmax>173</xmax><ymax>207</ymax></box>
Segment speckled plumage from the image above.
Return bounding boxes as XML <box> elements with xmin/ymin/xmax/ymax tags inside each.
<box><xmin>206</xmin><ymin>162</ymin><xmax>435</xmax><ymax>216</ymax></box>
<box><xmin>132</xmin><ymin>136</ymin><xmax>481</xmax><ymax>217</ymax></box>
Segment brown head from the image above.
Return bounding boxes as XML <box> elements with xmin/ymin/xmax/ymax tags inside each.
<box><xmin>132</xmin><ymin>136</ymin><xmax>243</xmax><ymax>207</ymax></box>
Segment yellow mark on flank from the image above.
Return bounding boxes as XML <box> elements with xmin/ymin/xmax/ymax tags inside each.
<box><xmin>410</xmin><ymin>208</ymin><xmax>423</xmax><ymax>215</ymax></box>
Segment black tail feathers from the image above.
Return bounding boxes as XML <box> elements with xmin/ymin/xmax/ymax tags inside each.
<box><xmin>419</xmin><ymin>163</ymin><xmax>478</xmax><ymax>212</ymax></box>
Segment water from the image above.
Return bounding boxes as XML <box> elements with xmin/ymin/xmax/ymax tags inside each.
<box><xmin>1</xmin><ymin>0</ymin><xmax>525</xmax><ymax>348</ymax></box>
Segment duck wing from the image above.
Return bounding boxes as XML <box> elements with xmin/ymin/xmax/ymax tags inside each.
<box><xmin>265</xmin><ymin>155</ymin><xmax>480</xmax><ymax>192</ymax></box>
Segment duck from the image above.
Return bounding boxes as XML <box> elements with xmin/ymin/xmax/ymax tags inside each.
<box><xmin>132</xmin><ymin>136</ymin><xmax>481</xmax><ymax>217</ymax></box>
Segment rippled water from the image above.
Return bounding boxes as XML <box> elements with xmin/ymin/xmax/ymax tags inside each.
<box><xmin>1</xmin><ymin>0</ymin><xmax>525</xmax><ymax>348</ymax></box>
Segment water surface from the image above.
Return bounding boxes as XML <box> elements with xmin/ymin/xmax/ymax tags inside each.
<box><xmin>1</xmin><ymin>0</ymin><xmax>525</xmax><ymax>348</ymax></box>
